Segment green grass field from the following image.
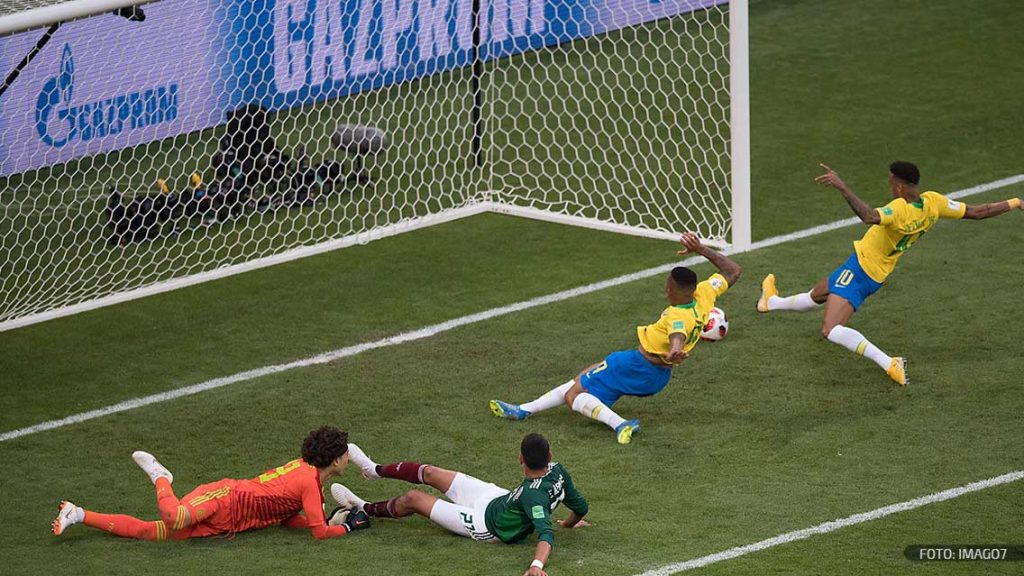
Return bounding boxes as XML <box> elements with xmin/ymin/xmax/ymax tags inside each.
<box><xmin>1</xmin><ymin>0</ymin><xmax>1023</xmax><ymax>574</ymax></box>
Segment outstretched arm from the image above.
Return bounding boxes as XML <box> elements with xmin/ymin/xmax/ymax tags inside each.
<box><xmin>663</xmin><ymin>334</ymin><xmax>689</xmax><ymax>365</ymax></box>
<box><xmin>677</xmin><ymin>232</ymin><xmax>742</xmax><ymax>287</ymax></box>
<box><xmin>963</xmin><ymin>198</ymin><xmax>1023</xmax><ymax>220</ymax></box>
<box><xmin>300</xmin><ymin>485</ymin><xmax>348</xmax><ymax>539</ymax></box>
<box><xmin>524</xmin><ymin>541</ymin><xmax>552</xmax><ymax>576</ymax></box>
<box><xmin>815</xmin><ymin>164</ymin><xmax>881</xmax><ymax>225</ymax></box>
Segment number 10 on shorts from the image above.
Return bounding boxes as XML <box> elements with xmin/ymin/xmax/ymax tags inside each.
<box><xmin>834</xmin><ymin>269</ymin><xmax>854</xmax><ymax>287</ymax></box>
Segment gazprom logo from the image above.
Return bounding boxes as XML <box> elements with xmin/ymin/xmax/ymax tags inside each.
<box><xmin>35</xmin><ymin>44</ymin><xmax>179</xmax><ymax>148</ymax></box>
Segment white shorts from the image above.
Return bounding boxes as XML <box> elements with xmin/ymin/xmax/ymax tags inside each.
<box><xmin>428</xmin><ymin>472</ymin><xmax>509</xmax><ymax>543</ymax></box>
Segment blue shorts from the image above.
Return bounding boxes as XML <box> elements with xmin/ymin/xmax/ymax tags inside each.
<box><xmin>579</xmin><ymin>349</ymin><xmax>672</xmax><ymax>407</ymax></box>
<box><xmin>828</xmin><ymin>252</ymin><xmax>883</xmax><ymax>311</ymax></box>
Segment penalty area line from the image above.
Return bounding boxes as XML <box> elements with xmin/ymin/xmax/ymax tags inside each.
<box><xmin>631</xmin><ymin>469</ymin><xmax>1024</xmax><ymax>575</ymax></box>
<box><xmin>1</xmin><ymin>172</ymin><xmax>1022</xmax><ymax>443</ymax></box>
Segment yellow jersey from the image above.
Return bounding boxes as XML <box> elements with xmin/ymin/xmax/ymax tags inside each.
<box><xmin>854</xmin><ymin>191</ymin><xmax>966</xmax><ymax>283</ymax></box>
<box><xmin>636</xmin><ymin>273</ymin><xmax>729</xmax><ymax>360</ymax></box>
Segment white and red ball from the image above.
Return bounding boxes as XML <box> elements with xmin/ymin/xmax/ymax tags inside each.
<box><xmin>700</xmin><ymin>307</ymin><xmax>729</xmax><ymax>341</ymax></box>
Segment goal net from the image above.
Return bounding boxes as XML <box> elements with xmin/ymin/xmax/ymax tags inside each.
<box><xmin>0</xmin><ymin>0</ymin><xmax>747</xmax><ymax>329</ymax></box>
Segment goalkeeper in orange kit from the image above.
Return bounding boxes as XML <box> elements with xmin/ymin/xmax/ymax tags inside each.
<box><xmin>51</xmin><ymin>426</ymin><xmax>370</xmax><ymax>541</ymax></box>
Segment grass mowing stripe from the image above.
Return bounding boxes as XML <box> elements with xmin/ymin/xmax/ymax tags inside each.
<box><xmin>1</xmin><ymin>173</ymin><xmax>1021</xmax><ymax>443</ymax></box>
<box><xmin>0</xmin><ymin>257</ymin><xmax>699</xmax><ymax>443</ymax></box>
<box><xmin>633</xmin><ymin>469</ymin><xmax>1024</xmax><ymax>575</ymax></box>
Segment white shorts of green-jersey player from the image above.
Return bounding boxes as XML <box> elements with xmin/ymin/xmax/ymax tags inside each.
<box><xmin>428</xmin><ymin>472</ymin><xmax>509</xmax><ymax>542</ymax></box>
<box><xmin>331</xmin><ymin>435</ymin><xmax>588</xmax><ymax>576</ymax></box>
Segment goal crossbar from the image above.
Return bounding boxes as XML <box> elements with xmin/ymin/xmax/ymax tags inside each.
<box><xmin>0</xmin><ymin>0</ymin><xmax>156</xmax><ymax>37</ymax></box>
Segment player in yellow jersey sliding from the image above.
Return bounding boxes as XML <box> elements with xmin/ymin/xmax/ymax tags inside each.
<box><xmin>491</xmin><ymin>233</ymin><xmax>741</xmax><ymax>444</ymax></box>
<box><xmin>757</xmin><ymin>161</ymin><xmax>1023</xmax><ymax>385</ymax></box>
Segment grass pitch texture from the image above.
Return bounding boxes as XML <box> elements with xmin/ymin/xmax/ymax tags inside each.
<box><xmin>1</xmin><ymin>0</ymin><xmax>1023</xmax><ymax>574</ymax></box>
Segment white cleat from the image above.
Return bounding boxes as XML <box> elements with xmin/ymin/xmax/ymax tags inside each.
<box><xmin>331</xmin><ymin>483</ymin><xmax>367</xmax><ymax>512</ymax></box>
<box><xmin>52</xmin><ymin>500</ymin><xmax>82</xmax><ymax>536</ymax></box>
<box><xmin>132</xmin><ymin>451</ymin><xmax>173</xmax><ymax>485</ymax></box>
<box><xmin>346</xmin><ymin>443</ymin><xmax>380</xmax><ymax>481</ymax></box>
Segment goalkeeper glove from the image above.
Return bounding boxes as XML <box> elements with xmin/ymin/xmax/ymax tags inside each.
<box><xmin>327</xmin><ymin>507</ymin><xmax>371</xmax><ymax>533</ymax></box>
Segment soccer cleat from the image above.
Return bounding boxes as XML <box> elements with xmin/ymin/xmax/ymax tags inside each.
<box><xmin>52</xmin><ymin>501</ymin><xmax>81</xmax><ymax>536</ymax></box>
<box><xmin>757</xmin><ymin>274</ymin><xmax>778</xmax><ymax>313</ymax></box>
<box><xmin>489</xmin><ymin>400</ymin><xmax>531</xmax><ymax>421</ymax></box>
<box><xmin>887</xmin><ymin>357</ymin><xmax>909</xmax><ymax>386</ymax></box>
<box><xmin>615</xmin><ymin>419</ymin><xmax>641</xmax><ymax>445</ymax></box>
<box><xmin>346</xmin><ymin>443</ymin><xmax>381</xmax><ymax>481</ymax></box>
<box><xmin>331</xmin><ymin>483</ymin><xmax>367</xmax><ymax>512</ymax></box>
<box><xmin>132</xmin><ymin>450</ymin><xmax>173</xmax><ymax>485</ymax></box>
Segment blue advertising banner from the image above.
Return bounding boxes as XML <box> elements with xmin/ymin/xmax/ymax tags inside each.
<box><xmin>0</xmin><ymin>0</ymin><xmax>724</xmax><ymax>176</ymax></box>
<box><xmin>0</xmin><ymin>0</ymin><xmax>234</xmax><ymax>176</ymax></box>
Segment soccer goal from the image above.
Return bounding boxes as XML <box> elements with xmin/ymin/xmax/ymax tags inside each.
<box><xmin>0</xmin><ymin>0</ymin><xmax>749</xmax><ymax>331</ymax></box>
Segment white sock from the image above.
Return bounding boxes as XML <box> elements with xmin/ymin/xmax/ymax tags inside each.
<box><xmin>346</xmin><ymin>443</ymin><xmax>380</xmax><ymax>480</ymax></box>
<box><xmin>521</xmin><ymin>381</ymin><xmax>574</xmax><ymax>414</ymax></box>
<box><xmin>826</xmin><ymin>325</ymin><xmax>892</xmax><ymax>371</ymax></box>
<box><xmin>571</xmin><ymin>393</ymin><xmax>626</xmax><ymax>430</ymax></box>
<box><xmin>768</xmin><ymin>291</ymin><xmax>820</xmax><ymax>312</ymax></box>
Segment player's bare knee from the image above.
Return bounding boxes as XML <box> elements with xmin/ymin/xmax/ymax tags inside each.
<box><xmin>390</xmin><ymin>491</ymin><xmax>414</xmax><ymax>512</ymax></box>
<box><xmin>563</xmin><ymin>389</ymin><xmax>577</xmax><ymax>407</ymax></box>
<box><xmin>421</xmin><ymin>465</ymin><xmax>444</xmax><ymax>486</ymax></box>
<box><xmin>564</xmin><ymin>382</ymin><xmax>585</xmax><ymax>407</ymax></box>
<box><xmin>821</xmin><ymin>323</ymin><xmax>839</xmax><ymax>339</ymax></box>
<box><xmin>403</xmin><ymin>490</ymin><xmax>433</xmax><ymax>515</ymax></box>
<box><xmin>810</xmin><ymin>279</ymin><xmax>830</xmax><ymax>302</ymax></box>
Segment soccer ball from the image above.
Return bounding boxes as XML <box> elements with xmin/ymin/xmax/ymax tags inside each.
<box><xmin>700</xmin><ymin>307</ymin><xmax>729</xmax><ymax>341</ymax></box>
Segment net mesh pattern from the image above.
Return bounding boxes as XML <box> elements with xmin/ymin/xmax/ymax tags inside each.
<box><xmin>0</xmin><ymin>0</ymin><xmax>733</xmax><ymax>324</ymax></box>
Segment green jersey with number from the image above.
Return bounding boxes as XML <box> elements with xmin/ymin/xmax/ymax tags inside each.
<box><xmin>483</xmin><ymin>462</ymin><xmax>588</xmax><ymax>545</ymax></box>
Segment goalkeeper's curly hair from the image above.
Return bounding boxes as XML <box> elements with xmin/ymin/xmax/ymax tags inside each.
<box><xmin>301</xmin><ymin>426</ymin><xmax>349</xmax><ymax>468</ymax></box>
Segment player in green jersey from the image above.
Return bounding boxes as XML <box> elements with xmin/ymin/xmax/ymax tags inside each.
<box><xmin>331</xmin><ymin>434</ymin><xmax>588</xmax><ymax>575</ymax></box>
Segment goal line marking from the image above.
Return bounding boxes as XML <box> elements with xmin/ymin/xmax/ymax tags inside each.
<box><xmin>1</xmin><ymin>173</ymin><xmax>1021</xmax><ymax>443</ymax></box>
<box><xmin>631</xmin><ymin>469</ymin><xmax>1024</xmax><ymax>575</ymax></box>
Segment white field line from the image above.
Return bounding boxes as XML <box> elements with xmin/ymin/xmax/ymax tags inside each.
<box><xmin>1</xmin><ymin>173</ymin><xmax>1022</xmax><ymax>444</ymax></box>
<box><xmin>0</xmin><ymin>261</ymin><xmax>699</xmax><ymax>443</ymax></box>
<box><xmin>633</xmin><ymin>469</ymin><xmax>1024</xmax><ymax>575</ymax></box>
<box><xmin>0</xmin><ymin>203</ymin><xmax>493</xmax><ymax>333</ymax></box>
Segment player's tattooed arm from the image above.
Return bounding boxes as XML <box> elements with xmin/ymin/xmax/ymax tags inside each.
<box><xmin>676</xmin><ymin>232</ymin><xmax>742</xmax><ymax>286</ymax></box>
<box><xmin>525</xmin><ymin>541</ymin><xmax>552</xmax><ymax>576</ymax></box>
<box><xmin>815</xmin><ymin>163</ymin><xmax>881</xmax><ymax>225</ymax></box>
<box><xmin>963</xmin><ymin>198</ymin><xmax>1023</xmax><ymax>219</ymax></box>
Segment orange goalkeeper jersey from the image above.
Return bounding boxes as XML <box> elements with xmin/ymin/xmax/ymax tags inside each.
<box><xmin>198</xmin><ymin>458</ymin><xmax>346</xmax><ymax>539</ymax></box>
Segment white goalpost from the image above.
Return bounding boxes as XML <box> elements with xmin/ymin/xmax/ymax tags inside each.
<box><xmin>0</xmin><ymin>0</ymin><xmax>749</xmax><ymax>331</ymax></box>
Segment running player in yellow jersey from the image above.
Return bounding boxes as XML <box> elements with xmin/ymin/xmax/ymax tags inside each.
<box><xmin>490</xmin><ymin>233</ymin><xmax>742</xmax><ymax>444</ymax></box>
<box><xmin>757</xmin><ymin>162</ymin><xmax>1023</xmax><ymax>385</ymax></box>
